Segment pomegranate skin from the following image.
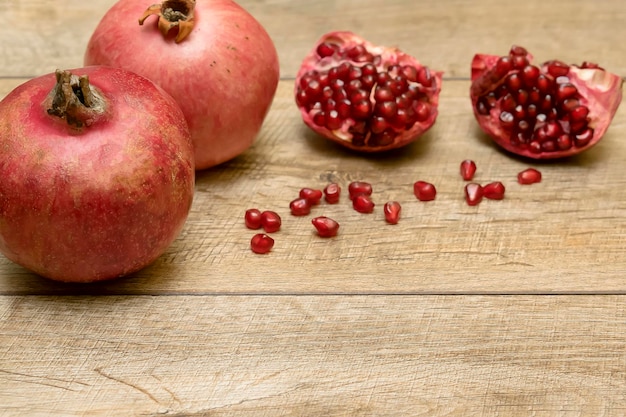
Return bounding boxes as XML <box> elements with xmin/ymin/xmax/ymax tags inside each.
<box><xmin>84</xmin><ymin>0</ymin><xmax>280</xmax><ymax>170</ymax></box>
<box><xmin>0</xmin><ymin>67</ymin><xmax>195</xmax><ymax>283</ymax></box>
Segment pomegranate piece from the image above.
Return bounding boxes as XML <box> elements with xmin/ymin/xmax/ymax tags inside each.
<box><xmin>470</xmin><ymin>45</ymin><xmax>623</xmax><ymax>159</ymax></box>
<box><xmin>251</xmin><ymin>233</ymin><xmax>274</xmax><ymax>254</ymax></box>
<box><xmin>324</xmin><ymin>182</ymin><xmax>342</xmax><ymax>204</ymax></box>
<box><xmin>353</xmin><ymin>194</ymin><xmax>375</xmax><ymax>213</ymax></box>
<box><xmin>295</xmin><ymin>31</ymin><xmax>443</xmax><ymax>152</ymax></box>
<box><xmin>299</xmin><ymin>188</ymin><xmax>323</xmax><ymax>205</ymax></box>
<box><xmin>413</xmin><ymin>181</ymin><xmax>437</xmax><ymax>201</ymax></box>
<box><xmin>348</xmin><ymin>181</ymin><xmax>373</xmax><ymax>200</ymax></box>
<box><xmin>245</xmin><ymin>208</ymin><xmax>263</xmax><ymax>229</ymax></box>
<box><xmin>518</xmin><ymin>168</ymin><xmax>542</xmax><ymax>184</ymax></box>
<box><xmin>483</xmin><ymin>182</ymin><xmax>506</xmax><ymax>200</ymax></box>
<box><xmin>464</xmin><ymin>183</ymin><xmax>484</xmax><ymax>206</ymax></box>
<box><xmin>290</xmin><ymin>198</ymin><xmax>312</xmax><ymax>216</ymax></box>
<box><xmin>260</xmin><ymin>211</ymin><xmax>282</xmax><ymax>233</ymax></box>
<box><xmin>460</xmin><ymin>159</ymin><xmax>477</xmax><ymax>181</ymax></box>
<box><xmin>311</xmin><ymin>216</ymin><xmax>340</xmax><ymax>237</ymax></box>
<box><xmin>383</xmin><ymin>201</ymin><xmax>402</xmax><ymax>224</ymax></box>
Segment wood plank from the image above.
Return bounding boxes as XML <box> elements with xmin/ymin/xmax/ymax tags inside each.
<box><xmin>1</xmin><ymin>78</ymin><xmax>625</xmax><ymax>294</ymax></box>
<box><xmin>1</xmin><ymin>295</ymin><xmax>624</xmax><ymax>416</ymax></box>
<box><xmin>2</xmin><ymin>0</ymin><xmax>625</xmax><ymax>78</ymax></box>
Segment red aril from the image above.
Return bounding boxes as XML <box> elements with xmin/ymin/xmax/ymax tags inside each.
<box><xmin>245</xmin><ymin>208</ymin><xmax>262</xmax><ymax>229</ymax></box>
<box><xmin>295</xmin><ymin>31</ymin><xmax>442</xmax><ymax>152</ymax></box>
<box><xmin>311</xmin><ymin>216</ymin><xmax>340</xmax><ymax>238</ymax></box>
<box><xmin>353</xmin><ymin>194</ymin><xmax>375</xmax><ymax>213</ymax></box>
<box><xmin>518</xmin><ymin>168</ymin><xmax>542</xmax><ymax>184</ymax></box>
<box><xmin>460</xmin><ymin>159</ymin><xmax>477</xmax><ymax>181</ymax></box>
<box><xmin>299</xmin><ymin>188</ymin><xmax>323</xmax><ymax>205</ymax></box>
<box><xmin>0</xmin><ymin>68</ymin><xmax>194</xmax><ymax>283</ymax></box>
<box><xmin>464</xmin><ymin>183</ymin><xmax>484</xmax><ymax>206</ymax></box>
<box><xmin>251</xmin><ymin>233</ymin><xmax>274</xmax><ymax>254</ymax></box>
<box><xmin>290</xmin><ymin>198</ymin><xmax>312</xmax><ymax>216</ymax></box>
<box><xmin>383</xmin><ymin>201</ymin><xmax>402</xmax><ymax>224</ymax></box>
<box><xmin>470</xmin><ymin>45</ymin><xmax>623</xmax><ymax>159</ymax></box>
<box><xmin>483</xmin><ymin>182</ymin><xmax>506</xmax><ymax>200</ymax></box>
<box><xmin>260</xmin><ymin>211</ymin><xmax>282</xmax><ymax>233</ymax></box>
<box><xmin>413</xmin><ymin>181</ymin><xmax>437</xmax><ymax>201</ymax></box>
<box><xmin>348</xmin><ymin>181</ymin><xmax>373</xmax><ymax>200</ymax></box>
<box><xmin>84</xmin><ymin>0</ymin><xmax>280</xmax><ymax>169</ymax></box>
<box><xmin>324</xmin><ymin>183</ymin><xmax>342</xmax><ymax>204</ymax></box>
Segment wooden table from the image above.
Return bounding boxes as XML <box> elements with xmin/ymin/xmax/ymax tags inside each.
<box><xmin>1</xmin><ymin>0</ymin><xmax>625</xmax><ymax>415</ymax></box>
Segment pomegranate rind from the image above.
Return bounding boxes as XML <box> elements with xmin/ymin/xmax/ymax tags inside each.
<box><xmin>470</xmin><ymin>50</ymin><xmax>623</xmax><ymax>159</ymax></box>
<box><xmin>295</xmin><ymin>31</ymin><xmax>443</xmax><ymax>152</ymax></box>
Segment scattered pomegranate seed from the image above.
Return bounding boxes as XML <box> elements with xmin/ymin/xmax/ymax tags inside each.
<box><xmin>460</xmin><ymin>159</ymin><xmax>477</xmax><ymax>181</ymax></box>
<box><xmin>324</xmin><ymin>182</ymin><xmax>341</xmax><ymax>203</ymax></box>
<box><xmin>348</xmin><ymin>181</ymin><xmax>373</xmax><ymax>200</ymax></box>
<box><xmin>353</xmin><ymin>194</ymin><xmax>375</xmax><ymax>213</ymax></box>
<box><xmin>383</xmin><ymin>201</ymin><xmax>401</xmax><ymax>224</ymax></box>
<box><xmin>290</xmin><ymin>197</ymin><xmax>312</xmax><ymax>216</ymax></box>
<box><xmin>413</xmin><ymin>181</ymin><xmax>436</xmax><ymax>201</ymax></box>
<box><xmin>260</xmin><ymin>210</ymin><xmax>282</xmax><ymax>233</ymax></box>
<box><xmin>517</xmin><ymin>168</ymin><xmax>542</xmax><ymax>184</ymax></box>
<box><xmin>311</xmin><ymin>216</ymin><xmax>340</xmax><ymax>237</ymax></box>
<box><xmin>299</xmin><ymin>187</ymin><xmax>323</xmax><ymax>205</ymax></box>
<box><xmin>250</xmin><ymin>233</ymin><xmax>274</xmax><ymax>254</ymax></box>
<box><xmin>464</xmin><ymin>183</ymin><xmax>484</xmax><ymax>206</ymax></box>
<box><xmin>483</xmin><ymin>182</ymin><xmax>506</xmax><ymax>200</ymax></box>
<box><xmin>244</xmin><ymin>208</ymin><xmax>262</xmax><ymax>229</ymax></box>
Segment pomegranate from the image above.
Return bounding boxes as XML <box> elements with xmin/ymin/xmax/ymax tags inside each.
<box><xmin>323</xmin><ymin>183</ymin><xmax>341</xmax><ymax>204</ymax></box>
<box><xmin>251</xmin><ymin>233</ymin><xmax>274</xmax><ymax>254</ymax></box>
<box><xmin>260</xmin><ymin>210</ymin><xmax>281</xmax><ymax>233</ymax></box>
<box><xmin>0</xmin><ymin>68</ymin><xmax>194</xmax><ymax>283</ymax></box>
<box><xmin>483</xmin><ymin>182</ymin><xmax>506</xmax><ymax>200</ymax></box>
<box><xmin>460</xmin><ymin>159</ymin><xmax>477</xmax><ymax>181</ymax></box>
<box><xmin>464</xmin><ymin>183</ymin><xmax>484</xmax><ymax>206</ymax></box>
<box><xmin>290</xmin><ymin>198</ymin><xmax>311</xmax><ymax>216</ymax></box>
<box><xmin>413</xmin><ymin>181</ymin><xmax>436</xmax><ymax>201</ymax></box>
<box><xmin>348</xmin><ymin>181</ymin><xmax>373</xmax><ymax>200</ymax></box>
<box><xmin>244</xmin><ymin>208</ymin><xmax>262</xmax><ymax>229</ymax></box>
<box><xmin>311</xmin><ymin>216</ymin><xmax>340</xmax><ymax>238</ymax></box>
<box><xmin>295</xmin><ymin>31</ymin><xmax>442</xmax><ymax>152</ymax></box>
<box><xmin>299</xmin><ymin>188</ymin><xmax>323</xmax><ymax>205</ymax></box>
<box><xmin>383</xmin><ymin>201</ymin><xmax>401</xmax><ymax>225</ymax></box>
<box><xmin>84</xmin><ymin>0</ymin><xmax>280</xmax><ymax>170</ymax></box>
<box><xmin>518</xmin><ymin>168</ymin><xmax>542</xmax><ymax>184</ymax></box>
<box><xmin>353</xmin><ymin>194</ymin><xmax>375</xmax><ymax>213</ymax></box>
<box><xmin>470</xmin><ymin>45</ymin><xmax>623</xmax><ymax>159</ymax></box>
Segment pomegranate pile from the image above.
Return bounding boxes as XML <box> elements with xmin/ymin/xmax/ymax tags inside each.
<box><xmin>295</xmin><ymin>31</ymin><xmax>443</xmax><ymax>152</ymax></box>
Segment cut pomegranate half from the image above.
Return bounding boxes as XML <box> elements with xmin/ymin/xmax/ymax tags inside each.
<box><xmin>470</xmin><ymin>45</ymin><xmax>623</xmax><ymax>159</ymax></box>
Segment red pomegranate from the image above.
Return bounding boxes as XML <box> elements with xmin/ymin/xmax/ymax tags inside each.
<box><xmin>85</xmin><ymin>0</ymin><xmax>280</xmax><ymax>170</ymax></box>
<box><xmin>0</xmin><ymin>67</ymin><xmax>195</xmax><ymax>283</ymax></box>
<box><xmin>470</xmin><ymin>46</ymin><xmax>623</xmax><ymax>159</ymax></box>
<box><xmin>295</xmin><ymin>31</ymin><xmax>443</xmax><ymax>152</ymax></box>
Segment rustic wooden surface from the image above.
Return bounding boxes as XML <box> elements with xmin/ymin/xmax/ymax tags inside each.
<box><xmin>1</xmin><ymin>0</ymin><xmax>625</xmax><ymax>415</ymax></box>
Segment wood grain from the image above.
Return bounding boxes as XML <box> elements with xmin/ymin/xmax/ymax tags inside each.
<box><xmin>1</xmin><ymin>295</ymin><xmax>625</xmax><ymax>416</ymax></box>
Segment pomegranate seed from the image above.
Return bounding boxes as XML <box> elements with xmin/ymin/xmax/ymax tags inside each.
<box><xmin>250</xmin><ymin>233</ymin><xmax>274</xmax><ymax>254</ymax></box>
<box><xmin>383</xmin><ymin>201</ymin><xmax>401</xmax><ymax>224</ymax></box>
<box><xmin>348</xmin><ymin>181</ymin><xmax>373</xmax><ymax>200</ymax></box>
<box><xmin>260</xmin><ymin>211</ymin><xmax>281</xmax><ymax>233</ymax></box>
<box><xmin>353</xmin><ymin>194</ymin><xmax>375</xmax><ymax>213</ymax></box>
<box><xmin>311</xmin><ymin>216</ymin><xmax>340</xmax><ymax>238</ymax></box>
<box><xmin>244</xmin><ymin>208</ymin><xmax>262</xmax><ymax>229</ymax></box>
<box><xmin>323</xmin><ymin>183</ymin><xmax>341</xmax><ymax>204</ymax></box>
<box><xmin>299</xmin><ymin>187</ymin><xmax>323</xmax><ymax>205</ymax></box>
<box><xmin>464</xmin><ymin>183</ymin><xmax>484</xmax><ymax>206</ymax></box>
<box><xmin>460</xmin><ymin>159</ymin><xmax>477</xmax><ymax>181</ymax></box>
<box><xmin>517</xmin><ymin>168</ymin><xmax>542</xmax><ymax>184</ymax></box>
<box><xmin>290</xmin><ymin>197</ymin><xmax>311</xmax><ymax>216</ymax></box>
<box><xmin>483</xmin><ymin>182</ymin><xmax>506</xmax><ymax>200</ymax></box>
<box><xmin>413</xmin><ymin>181</ymin><xmax>436</xmax><ymax>201</ymax></box>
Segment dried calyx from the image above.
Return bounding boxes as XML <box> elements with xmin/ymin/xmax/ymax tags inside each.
<box><xmin>139</xmin><ymin>0</ymin><xmax>196</xmax><ymax>43</ymax></box>
<box><xmin>45</xmin><ymin>69</ymin><xmax>105</xmax><ymax>129</ymax></box>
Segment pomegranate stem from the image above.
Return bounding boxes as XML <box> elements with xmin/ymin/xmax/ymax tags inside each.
<box><xmin>138</xmin><ymin>0</ymin><xmax>196</xmax><ymax>43</ymax></box>
<box><xmin>45</xmin><ymin>69</ymin><xmax>105</xmax><ymax>129</ymax></box>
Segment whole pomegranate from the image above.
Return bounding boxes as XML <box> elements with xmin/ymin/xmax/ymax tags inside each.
<box><xmin>470</xmin><ymin>45</ymin><xmax>623</xmax><ymax>159</ymax></box>
<box><xmin>85</xmin><ymin>0</ymin><xmax>280</xmax><ymax>170</ymax></box>
<box><xmin>0</xmin><ymin>67</ymin><xmax>195</xmax><ymax>283</ymax></box>
<box><xmin>295</xmin><ymin>31</ymin><xmax>442</xmax><ymax>152</ymax></box>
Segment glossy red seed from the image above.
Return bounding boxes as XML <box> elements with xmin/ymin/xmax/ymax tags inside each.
<box><xmin>353</xmin><ymin>194</ymin><xmax>375</xmax><ymax>213</ymax></box>
<box><xmin>460</xmin><ymin>160</ymin><xmax>477</xmax><ymax>181</ymax></box>
<box><xmin>464</xmin><ymin>183</ymin><xmax>484</xmax><ymax>206</ymax></box>
<box><xmin>348</xmin><ymin>181</ymin><xmax>373</xmax><ymax>200</ymax></box>
<box><xmin>290</xmin><ymin>197</ymin><xmax>311</xmax><ymax>216</ymax></box>
<box><xmin>413</xmin><ymin>181</ymin><xmax>436</xmax><ymax>201</ymax></box>
<box><xmin>323</xmin><ymin>183</ymin><xmax>341</xmax><ymax>204</ymax></box>
<box><xmin>299</xmin><ymin>188</ymin><xmax>323</xmax><ymax>205</ymax></box>
<box><xmin>483</xmin><ymin>182</ymin><xmax>506</xmax><ymax>200</ymax></box>
<box><xmin>517</xmin><ymin>168</ymin><xmax>542</xmax><ymax>184</ymax></box>
<box><xmin>260</xmin><ymin>211</ymin><xmax>282</xmax><ymax>233</ymax></box>
<box><xmin>250</xmin><ymin>233</ymin><xmax>274</xmax><ymax>254</ymax></box>
<box><xmin>244</xmin><ymin>208</ymin><xmax>262</xmax><ymax>229</ymax></box>
<box><xmin>311</xmin><ymin>216</ymin><xmax>340</xmax><ymax>238</ymax></box>
<box><xmin>383</xmin><ymin>201</ymin><xmax>401</xmax><ymax>224</ymax></box>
